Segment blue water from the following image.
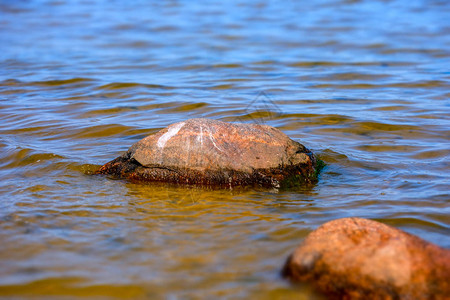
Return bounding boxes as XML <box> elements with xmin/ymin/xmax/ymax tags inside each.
<box><xmin>0</xmin><ymin>0</ymin><xmax>449</xmax><ymax>298</ymax></box>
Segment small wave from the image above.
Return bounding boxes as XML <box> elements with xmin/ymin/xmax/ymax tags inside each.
<box><xmin>31</xmin><ymin>78</ymin><xmax>96</xmax><ymax>87</ymax></box>
<box><xmin>0</xmin><ymin>277</ymin><xmax>147</xmax><ymax>298</ymax></box>
<box><xmin>212</xmin><ymin>63</ymin><xmax>243</xmax><ymax>69</ymax></box>
<box><xmin>356</xmin><ymin>144</ymin><xmax>421</xmax><ymax>153</ymax></box>
<box><xmin>288</xmin><ymin>61</ymin><xmax>415</xmax><ymax>68</ymax></box>
<box><xmin>387</xmin><ymin>80</ymin><xmax>448</xmax><ymax>88</ymax></box>
<box><xmin>0</xmin><ymin>147</ymin><xmax>64</xmax><ymax>169</ymax></box>
<box><xmin>67</xmin><ymin>124</ymin><xmax>134</xmax><ymax>139</ymax></box>
<box><xmin>79</xmin><ymin>106</ymin><xmax>139</xmax><ymax>117</ymax></box>
<box><xmin>207</xmin><ymin>84</ymin><xmax>235</xmax><ymax>90</ymax></box>
<box><xmin>310</xmin><ymin>80</ymin><xmax>448</xmax><ymax>89</ymax></box>
<box><xmin>234</xmin><ymin>110</ymin><xmax>281</xmax><ymax>122</ymax></box>
<box><xmin>66</xmin><ymin>163</ymin><xmax>101</xmax><ymax>175</ymax></box>
<box><xmin>311</xmin><ymin>83</ymin><xmax>376</xmax><ymax>89</ymax></box>
<box><xmin>96</xmin><ymin>82</ymin><xmax>173</xmax><ymax>90</ymax></box>
<box><xmin>410</xmin><ymin>149</ymin><xmax>449</xmax><ymax>160</ymax></box>
<box><xmin>318</xmin><ymin>148</ymin><xmax>350</xmax><ymax>164</ymax></box>
<box><xmin>355</xmin><ymin>121</ymin><xmax>419</xmax><ymax>132</ymax></box>
<box><xmin>372</xmin><ymin>105</ymin><xmax>410</xmax><ymax>111</ymax></box>
<box><xmin>320</xmin><ymin>72</ymin><xmax>391</xmax><ymax>81</ymax></box>
<box><xmin>379</xmin><ymin>48</ymin><xmax>446</xmax><ymax>57</ymax></box>
<box><xmin>162</xmin><ymin>102</ymin><xmax>209</xmax><ymax>113</ymax></box>
<box><xmin>374</xmin><ymin>216</ymin><xmax>449</xmax><ymax>232</ymax></box>
<box><xmin>289</xmin><ymin>61</ymin><xmax>342</xmax><ymax>67</ymax></box>
<box><xmin>0</xmin><ymin>78</ymin><xmax>23</xmax><ymax>87</ymax></box>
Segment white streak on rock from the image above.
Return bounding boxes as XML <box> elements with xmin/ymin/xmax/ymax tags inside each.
<box><xmin>208</xmin><ymin>130</ymin><xmax>223</xmax><ymax>152</ymax></box>
<box><xmin>197</xmin><ymin>126</ymin><xmax>204</xmax><ymax>147</ymax></box>
<box><xmin>157</xmin><ymin>122</ymin><xmax>185</xmax><ymax>148</ymax></box>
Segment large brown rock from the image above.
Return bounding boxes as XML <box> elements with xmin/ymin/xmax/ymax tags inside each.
<box><xmin>96</xmin><ymin>118</ymin><xmax>320</xmax><ymax>188</ymax></box>
<box><xmin>282</xmin><ymin>217</ymin><xmax>450</xmax><ymax>300</ymax></box>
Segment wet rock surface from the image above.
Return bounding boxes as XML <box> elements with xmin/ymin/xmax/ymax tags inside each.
<box><xmin>96</xmin><ymin>118</ymin><xmax>319</xmax><ymax>188</ymax></box>
<box><xmin>282</xmin><ymin>217</ymin><xmax>450</xmax><ymax>300</ymax></box>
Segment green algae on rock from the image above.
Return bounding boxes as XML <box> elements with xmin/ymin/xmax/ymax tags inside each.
<box><xmin>282</xmin><ymin>217</ymin><xmax>450</xmax><ymax>300</ymax></box>
<box><xmin>96</xmin><ymin>118</ymin><xmax>320</xmax><ymax>188</ymax></box>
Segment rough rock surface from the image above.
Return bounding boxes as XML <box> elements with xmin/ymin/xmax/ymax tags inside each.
<box><xmin>96</xmin><ymin>118</ymin><xmax>319</xmax><ymax>188</ymax></box>
<box><xmin>282</xmin><ymin>217</ymin><xmax>450</xmax><ymax>300</ymax></box>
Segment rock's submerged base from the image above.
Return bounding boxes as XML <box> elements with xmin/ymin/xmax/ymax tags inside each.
<box><xmin>96</xmin><ymin>118</ymin><xmax>321</xmax><ymax>188</ymax></box>
<box><xmin>282</xmin><ymin>217</ymin><xmax>450</xmax><ymax>300</ymax></box>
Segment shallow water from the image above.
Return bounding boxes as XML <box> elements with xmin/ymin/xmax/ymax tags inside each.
<box><xmin>0</xmin><ymin>0</ymin><xmax>449</xmax><ymax>299</ymax></box>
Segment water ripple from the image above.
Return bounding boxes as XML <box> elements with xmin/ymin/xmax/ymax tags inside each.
<box><xmin>0</xmin><ymin>0</ymin><xmax>449</xmax><ymax>298</ymax></box>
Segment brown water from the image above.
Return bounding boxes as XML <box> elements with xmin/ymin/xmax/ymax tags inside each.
<box><xmin>0</xmin><ymin>0</ymin><xmax>449</xmax><ymax>299</ymax></box>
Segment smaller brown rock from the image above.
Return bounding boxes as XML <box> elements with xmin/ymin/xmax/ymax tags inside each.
<box><xmin>282</xmin><ymin>217</ymin><xmax>450</xmax><ymax>300</ymax></box>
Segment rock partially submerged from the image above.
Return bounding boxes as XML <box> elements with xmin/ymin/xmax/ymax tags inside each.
<box><xmin>282</xmin><ymin>217</ymin><xmax>450</xmax><ymax>300</ymax></box>
<box><xmin>96</xmin><ymin>118</ymin><xmax>320</xmax><ymax>188</ymax></box>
